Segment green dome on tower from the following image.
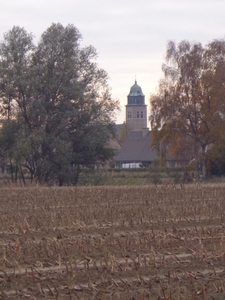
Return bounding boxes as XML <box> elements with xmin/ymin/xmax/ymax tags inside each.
<box><xmin>128</xmin><ymin>80</ymin><xmax>145</xmax><ymax>97</ymax></box>
<box><xmin>127</xmin><ymin>80</ymin><xmax>145</xmax><ymax>105</ymax></box>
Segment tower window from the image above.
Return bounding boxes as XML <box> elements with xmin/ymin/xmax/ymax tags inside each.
<box><xmin>141</xmin><ymin>111</ymin><xmax>143</xmax><ymax>118</ymax></box>
<box><xmin>137</xmin><ymin>111</ymin><xmax>139</xmax><ymax>118</ymax></box>
<box><xmin>127</xmin><ymin>111</ymin><xmax>132</xmax><ymax>118</ymax></box>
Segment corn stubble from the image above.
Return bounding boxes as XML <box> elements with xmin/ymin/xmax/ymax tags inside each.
<box><xmin>0</xmin><ymin>184</ymin><xmax>225</xmax><ymax>299</ymax></box>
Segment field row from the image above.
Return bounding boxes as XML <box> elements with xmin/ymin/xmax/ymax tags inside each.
<box><xmin>1</xmin><ymin>184</ymin><xmax>225</xmax><ymax>299</ymax></box>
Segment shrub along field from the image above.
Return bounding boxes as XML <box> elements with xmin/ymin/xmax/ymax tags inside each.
<box><xmin>77</xmin><ymin>168</ymin><xmax>186</xmax><ymax>186</ymax></box>
<box><xmin>1</xmin><ymin>184</ymin><xmax>225</xmax><ymax>299</ymax></box>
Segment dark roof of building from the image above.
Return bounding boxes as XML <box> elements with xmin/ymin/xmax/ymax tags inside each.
<box><xmin>115</xmin><ymin>130</ymin><xmax>157</xmax><ymax>162</ymax></box>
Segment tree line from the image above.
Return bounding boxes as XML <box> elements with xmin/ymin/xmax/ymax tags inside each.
<box><xmin>150</xmin><ymin>39</ymin><xmax>225</xmax><ymax>177</ymax></box>
<box><xmin>0</xmin><ymin>23</ymin><xmax>119</xmax><ymax>185</ymax></box>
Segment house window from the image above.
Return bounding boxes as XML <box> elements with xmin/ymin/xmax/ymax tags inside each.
<box><xmin>141</xmin><ymin>111</ymin><xmax>143</xmax><ymax>118</ymax></box>
<box><xmin>137</xmin><ymin>111</ymin><xmax>139</xmax><ymax>118</ymax></box>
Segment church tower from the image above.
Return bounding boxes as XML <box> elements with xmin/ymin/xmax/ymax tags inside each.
<box><xmin>126</xmin><ymin>80</ymin><xmax>147</xmax><ymax>133</ymax></box>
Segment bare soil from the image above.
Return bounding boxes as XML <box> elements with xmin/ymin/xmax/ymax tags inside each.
<box><xmin>0</xmin><ymin>184</ymin><xmax>225</xmax><ymax>299</ymax></box>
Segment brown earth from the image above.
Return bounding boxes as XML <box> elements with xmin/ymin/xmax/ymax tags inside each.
<box><xmin>0</xmin><ymin>184</ymin><xmax>225</xmax><ymax>299</ymax></box>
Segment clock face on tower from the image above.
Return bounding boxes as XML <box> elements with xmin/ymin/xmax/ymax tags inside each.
<box><xmin>137</xmin><ymin>96</ymin><xmax>142</xmax><ymax>103</ymax></box>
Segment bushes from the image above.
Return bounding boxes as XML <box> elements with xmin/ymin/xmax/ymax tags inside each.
<box><xmin>77</xmin><ymin>167</ymin><xmax>186</xmax><ymax>185</ymax></box>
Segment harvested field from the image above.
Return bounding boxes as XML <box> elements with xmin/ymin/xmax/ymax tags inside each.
<box><xmin>0</xmin><ymin>184</ymin><xmax>225</xmax><ymax>299</ymax></box>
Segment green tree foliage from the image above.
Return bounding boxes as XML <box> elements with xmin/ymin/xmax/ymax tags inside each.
<box><xmin>0</xmin><ymin>26</ymin><xmax>34</xmax><ymax>120</ymax></box>
<box><xmin>0</xmin><ymin>24</ymin><xmax>119</xmax><ymax>185</ymax></box>
<box><xmin>150</xmin><ymin>40</ymin><xmax>225</xmax><ymax>177</ymax></box>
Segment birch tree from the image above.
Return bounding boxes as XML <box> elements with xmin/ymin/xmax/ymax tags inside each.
<box><xmin>150</xmin><ymin>40</ymin><xmax>225</xmax><ymax>177</ymax></box>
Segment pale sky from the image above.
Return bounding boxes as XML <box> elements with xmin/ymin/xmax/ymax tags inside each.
<box><xmin>1</xmin><ymin>0</ymin><xmax>225</xmax><ymax>124</ymax></box>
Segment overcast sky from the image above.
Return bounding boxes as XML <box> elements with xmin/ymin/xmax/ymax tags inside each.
<box><xmin>1</xmin><ymin>0</ymin><xmax>225</xmax><ymax>124</ymax></box>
